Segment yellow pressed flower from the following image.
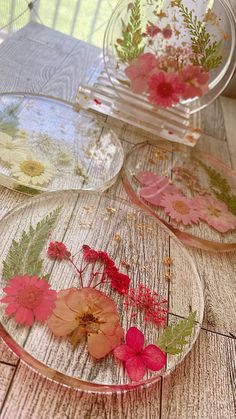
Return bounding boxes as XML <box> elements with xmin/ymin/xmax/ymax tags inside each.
<box><xmin>10</xmin><ymin>153</ymin><xmax>55</xmax><ymax>186</ymax></box>
<box><xmin>0</xmin><ymin>132</ymin><xmax>30</xmax><ymax>164</ymax></box>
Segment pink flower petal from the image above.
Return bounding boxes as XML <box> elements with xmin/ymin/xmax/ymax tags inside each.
<box><xmin>126</xmin><ymin>326</ymin><xmax>144</xmax><ymax>352</ymax></box>
<box><xmin>47</xmin><ymin>313</ymin><xmax>78</xmax><ymax>337</ymax></box>
<box><xmin>1</xmin><ymin>295</ymin><xmax>17</xmax><ymax>304</ymax></box>
<box><xmin>141</xmin><ymin>344</ymin><xmax>166</xmax><ymax>371</ymax></box>
<box><xmin>15</xmin><ymin>307</ymin><xmax>34</xmax><ymax>326</ymax></box>
<box><xmin>87</xmin><ymin>332</ymin><xmax>113</xmax><ymax>359</ymax></box>
<box><xmin>114</xmin><ymin>344</ymin><xmax>135</xmax><ymax>361</ymax></box>
<box><xmin>33</xmin><ymin>303</ymin><xmax>54</xmax><ymax>322</ymax></box>
<box><xmin>125</xmin><ymin>355</ymin><xmax>146</xmax><ymax>382</ymax></box>
<box><xmin>5</xmin><ymin>303</ymin><xmax>19</xmax><ymax>315</ymax></box>
<box><xmin>140</xmin><ymin>185</ymin><xmax>164</xmax><ymax>206</ymax></box>
<box><xmin>137</xmin><ymin>172</ymin><xmax>160</xmax><ymax>186</ymax></box>
<box><xmin>131</xmin><ymin>77</ymin><xmax>148</xmax><ymax>94</ymax></box>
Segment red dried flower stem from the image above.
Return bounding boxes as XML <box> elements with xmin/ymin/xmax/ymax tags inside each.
<box><xmin>68</xmin><ymin>258</ymin><xmax>84</xmax><ymax>288</ymax></box>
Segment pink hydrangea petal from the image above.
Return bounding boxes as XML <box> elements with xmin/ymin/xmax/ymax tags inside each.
<box><xmin>126</xmin><ymin>326</ymin><xmax>144</xmax><ymax>352</ymax></box>
<box><xmin>182</xmin><ymin>85</ymin><xmax>202</xmax><ymax>100</ymax></box>
<box><xmin>125</xmin><ymin>356</ymin><xmax>146</xmax><ymax>382</ymax></box>
<box><xmin>114</xmin><ymin>344</ymin><xmax>136</xmax><ymax>361</ymax></box>
<box><xmin>15</xmin><ymin>307</ymin><xmax>34</xmax><ymax>326</ymax></box>
<box><xmin>141</xmin><ymin>344</ymin><xmax>166</xmax><ymax>371</ymax></box>
<box><xmin>131</xmin><ymin>77</ymin><xmax>147</xmax><ymax>94</ymax></box>
<box><xmin>125</xmin><ymin>65</ymin><xmax>140</xmax><ymax>80</ymax></box>
<box><xmin>138</xmin><ymin>53</ymin><xmax>157</xmax><ymax>73</ymax></box>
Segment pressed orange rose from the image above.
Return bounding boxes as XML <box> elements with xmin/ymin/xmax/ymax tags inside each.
<box><xmin>48</xmin><ymin>287</ymin><xmax>123</xmax><ymax>359</ymax></box>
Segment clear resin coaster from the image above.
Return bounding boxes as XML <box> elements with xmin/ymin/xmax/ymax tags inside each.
<box><xmin>123</xmin><ymin>140</ymin><xmax>236</xmax><ymax>251</ymax></box>
<box><xmin>0</xmin><ymin>93</ymin><xmax>124</xmax><ymax>194</ymax></box>
<box><xmin>99</xmin><ymin>0</ymin><xmax>236</xmax><ymax>144</ymax></box>
<box><xmin>0</xmin><ymin>191</ymin><xmax>204</xmax><ymax>392</ymax></box>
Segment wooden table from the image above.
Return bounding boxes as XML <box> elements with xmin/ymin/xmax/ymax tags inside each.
<box><xmin>0</xmin><ymin>22</ymin><xmax>235</xmax><ymax>419</ymax></box>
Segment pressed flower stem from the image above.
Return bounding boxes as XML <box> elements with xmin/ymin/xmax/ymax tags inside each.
<box><xmin>68</xmin><ymin>258</ymin><xmax>84</xmax><ymax>288</ymax></box>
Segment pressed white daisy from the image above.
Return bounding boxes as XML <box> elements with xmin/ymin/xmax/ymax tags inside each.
<box><xmin>0</xmin><ymin>132</ymin><xmax>30</xmax><ymax>164</ymax></box>
<box><xmin>10</xmin><ymin>153</ymin><xmax>55</xmax><ymax>186</ymax></box>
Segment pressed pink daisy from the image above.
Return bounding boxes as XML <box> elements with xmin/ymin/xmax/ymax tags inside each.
<box><xmin>1</xmin><ymin>275</ymin><xmax>57</xmax><ymax>326</ymax></box>
<box><xmin>125</xmin><ymin>53</ymin><xmax>157</xmax><ymax>94</ymax></box>
<box><xmin>147</xmin><ymin>71</ymin><xmax>184</xmax><ymax>108</ymax></box>
<box><xmin>195</xmin><ymin>195</ymin><xmax>236</xmax><ymax>233</ymax></box>
<box><xmin>161</xmin><ymin>193</ymin><xmax>201</xmax><ymax>225</ymax></box>
<box><xmin>180</xmin><ymin>65</ymin><xmax>209</xmax><ymax>100</ymax></box>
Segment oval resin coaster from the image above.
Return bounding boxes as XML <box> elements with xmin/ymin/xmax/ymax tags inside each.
<box><xmin>0</xmin><ymin>191</ymin><xmax>203</xmax><ymax>392</ymax></box>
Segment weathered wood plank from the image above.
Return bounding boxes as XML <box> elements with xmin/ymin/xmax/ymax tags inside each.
<box><xmin>200</xmin><ymin>100</ymin><xmax>227</xmax><ymax>141</ymax></box>
<box><xmin>0</xmin><ymin>363</ymin><xmax>16</xmax><ymax>407</ymax></box>
<box><xmin>161</xmin><ymin>331</ymin><xmax>236</xmax><ymax>419</ymax></box>
<box><xmin>0</xmin><ymin>361</ymin><xmax>161</xmax><ymax>419</ymax></box>
<box><xmin>220</xmin><ymin>96</ymin><xmax>236</xmax><ymax>169</ymax></box>
<box><xmin>0</xmin><ymin>340</ymin><xmax>18</xmax><ymax>366</ymax></box>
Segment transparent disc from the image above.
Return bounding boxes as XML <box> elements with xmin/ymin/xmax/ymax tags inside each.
<box><xmin>0</xmin><ymin>191</ymin><xmax>204</xmax><ymax>392</ymax></box>
<box><xmin>0</xmin><ymin>93</ymin><xmax>124</xmax><ymax>195</ymax></box>
<box><xmin>124</xmin><ymin>139</ymin><xmax>236</xmax><ymax>250</ymax></box>
<box><xmin>103</xmin><ymin>0</ymin><xmax>236</xmax><ymax>113</ymax></box>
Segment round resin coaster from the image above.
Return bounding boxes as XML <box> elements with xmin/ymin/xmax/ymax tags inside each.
<box><xmin>0</xmin><ymin>93</ymin><xmax>124</xmax><ymax>194</ymax></box>
<box><xmin>0</xmin><ymin>191</ymin><xmax>203</xmax><ymax>392</ymax></box>
<box><xmin>104</xmin><ymin>0</ymin><xmax>236</xmax><ymax>113</ymax></box>
<box><xmin>123</xmin><ymin>140</ymin><xmax>236</xmax><ymax>251</ymax></box>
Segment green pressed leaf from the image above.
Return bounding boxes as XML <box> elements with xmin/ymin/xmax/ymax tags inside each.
<box><xmin>175</xmin><ymin>2</ymin><xmax>222</xmax><ymax>70</ymax></box>
<box><xmin>115</xmin><ymin>0</ymin><xmax>145</xmax><ymax>62</ymax></box>
<box><xmin>197</xmin><ymin>160</ymin><xmax>236</xmax><ymax>217</ymax></box>
<box><xmin>156</xmin><ymin>311</ymin><xmax>197</xmax><ymax>355</ymax></box>
<box><xmin>2</xmin><ymin>207</ymin><xmax>61</xmax><ymax>280</ymax></box>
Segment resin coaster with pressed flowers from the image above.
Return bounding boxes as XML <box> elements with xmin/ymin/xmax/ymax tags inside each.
<box><xmin>0</xmin><ymin>191</ymin><xmax>203</xmax><ymax>392</ymax></box>
<box><xmin>123</xmin><ymin>139</ymin><xmax>236</xmax><ymax>251</ymax></box>
<box><xmin>77</xmin><ymin>0</ymin><xmax>236</xmax><ymax>145</ymax></box>
<box><xmin>0</xmin><ymin>93</ymin><xmax>124</xmax><ymax>195</ymax></box>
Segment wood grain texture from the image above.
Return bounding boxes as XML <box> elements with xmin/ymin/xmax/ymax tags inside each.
<box><xmin>0</xmin><ymin>22</ymin><xmax>235</xmax><ymax>418</ymax></box>
<box><xmin>0</xmin><ymin>340</ymin><xmax>18</xmax><ymax>366</ymax></box>
<box><xmin>0</xmin><ymin>363</ymin><xmax>16</xmax><ymax>406</ymax></box>
<box><xmin>0</xmin><ymin>361</ymin><xmax>161</xmax><ymax>419</ymax></box>
<box><xmin>161</xmin><ymin>331</ymin><xmax>236</xmax><ymax>419</ymax></box>
<box><xmin>220</xmin><ymin>96</ymin><xmax>236</xmax><ymax>169</ymax></box>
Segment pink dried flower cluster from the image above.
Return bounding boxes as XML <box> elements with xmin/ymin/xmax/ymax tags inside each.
<box><xmin>124</xmin><ymin>284</ymin><xmax>168</xmax><ymax>326</ymax></box>
<box><xmin>124</xmin><ymin>50</ymin><xmax>209</xmax><ymax>108</ymax></box>
<box><xmin>48</xmin><ymin>242</ymin><xmax>130</xmax><ymax>295</ymax></box>
<box><xmin>146</xmin><ymin>23</ymin><xmax>172</xmax><ymax>39</ymax></box>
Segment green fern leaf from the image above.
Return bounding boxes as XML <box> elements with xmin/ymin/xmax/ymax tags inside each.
<box><xmin>2</xmin><ymin>207</ymin><xmax>61</xmax><ymax>280</ymax></box>
<box><xmin>175</xmin><ymin>2</ymin><xmax>222</xmax><ymax>70</ymax></box>
<box><xmin>115</xmin><ymin>0</ymin><xmax>145</xmax><ymax>62</ymax></box>
<box><xmin>156</xmin><ymin>311</ymin><xmax>197</xmax><ymax>355</ymax></box>
<box><xmin>197</xmin><ymin>160</ymin><xmax>236</xmax><ymax>217</ymax></box>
